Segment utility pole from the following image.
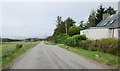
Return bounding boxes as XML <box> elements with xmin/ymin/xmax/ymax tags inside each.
<box><xmin>65</xmin><ymin>21</ymin><xmax>67</xmax><ymax>34</ymax></box>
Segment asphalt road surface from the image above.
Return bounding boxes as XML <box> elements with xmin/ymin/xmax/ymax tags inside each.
<box><xmin>9</xmin><ymin>41</ymin><xmax>116</xmax><ymax>69</ymax></box>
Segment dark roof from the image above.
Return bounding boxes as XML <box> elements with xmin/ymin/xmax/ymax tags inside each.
<box><xmin>97</xmin><ymin>12</ymin><xmax>120</xmax><ymax>28</ymax></box>
<box><xmin>89</xmin><ymin>26</ymin><xmax>113</xmax><ymax>29</ymax></box>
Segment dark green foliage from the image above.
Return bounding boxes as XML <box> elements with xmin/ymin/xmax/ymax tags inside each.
<box><xmin>65</xmin><ymin>37</ymin><xmax>75</xmax><ymax>46</ymax></box>
<box><xmin>0</xmin><ymin>37</ymin><xmax>2</xmax><ymax>42</ymax></box>
<box><xmin>25</xmin><ymin>38</ymin><xmax>40</xmax><ymax>42</ymax></box>
<box><xmin>78</xmin><ymin>40</ymin><xmax>88</xmax><ymax>49</ymax></box>
<box><xmin>72</xmin><ymin>35</ymin><xmax>87</xmax><ymax>44</ymax></box>
<box><xmin>78</xmin><ymin>38</ymin><xmax>119</xmax><ymax>56</ymax></box>
<box><xmin>55</xmin><ymin>34</ymin><xmax>70</xmax><ymax>44</ymax></box>
<box><xmin>2</xmin><ymin>38</ymin><xmax>22</xmax><ymax>42</ymax></box>
<box><xmin>53</xmin><ymin>17</ymin><xmax>76</xmax><ymax>36</ymax></box>
<box><xmin>118</xmin><ymin>39</ymin><xmax>120</xmax><ymax>56</ymax></box>
<box><xmin>79</xmin><ymin>21</ymin><xmax>84</xmax><ymax>27</ymax></box>
<box><xmin>47</xmin><ymin>16</ymin><xmax>76</xmax><ymax>42</ymax></box>
<box><xmin>16</xmin><ymin>44</ymin><xmax>23</xmax><ymax>49</ymax></box>
<box><xmin>96</xmin><ymin>38</ymin><xmax>118</xmax><ymax>55</ymax></box>
<box><xmin>65</xmin><ymin>17</ymin><xmax>76</xmax><ymax>30</ymax></box>
<box><xmin>78</xmin><ymin>40</ymin><xmax>97</xmax><ymax>51</ymax></box>
<box><xmin>95</xmin><ymin>4</ymin><xmax>105</xmax><ymax>25</ymax></box>
<box><xmin>105</xmin><ymin>6</ymin><xmax>117</xmax><ymax>15</ymax></box>
<box><xmin>65</xmin><ymin>35</ymin><xmax>87</xmax><ymax>47</ymax></box>
<box><xmin>86</xmin><ymin>5</ymin><xmax>117</xmax><ymax>28</ymax></box>
<box><xmin>33</xmin><ymin>38</ymin><xmax>40</xmax><ymax>41</ymax></box>
<box><xmin>53</xmin><ymin>21</ymin><xmax>66</xmax><ymax>36</ymax></box>
<box><xmin>74</xmin><ymin>35</ymin><xmax>87</xmax><ymax>40</ymax></box>
<box><xmin>87</xmin><ymin>10</ymin><xmax>96</xmax><ymax>27</ymax></box>
<box><xmin>56</xmin><ymin>16</ymin><xmax>62</xmax><ymax>27</ymax></box>
<box><xmin>46</xmin><ymin>36</ymin><xmax>54</xmax><ymax>41</ymax></box>
<box><xmin>25</xmin><ymin>38</ymin><xmax>31</xmax><ymax>42</ymax></box>
<box><xmin>68</xmin><ymin>26</ymin><xmax>82</xmax><ymax>36</ymax></box>
<box><xmin>65</xmin><ymin>37</ymin><xmax>118</xmax><ymax>56</ymax></box>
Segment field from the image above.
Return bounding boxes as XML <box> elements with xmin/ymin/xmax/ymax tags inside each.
<box><xmin>1</xmin><ymin>41</ymin><xmax>40</xmax><ymax>68</ymax></box>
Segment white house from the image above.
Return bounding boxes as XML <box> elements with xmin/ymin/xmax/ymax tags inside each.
<box><xmin>80</xmin><ymin>12</ymin><xmax>120</xmax><ymax>40</ymax></box>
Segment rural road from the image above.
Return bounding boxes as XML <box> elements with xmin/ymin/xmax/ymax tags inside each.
<box><xmin>9</xmin><ymin>41</ymin><xmax>116</xmax><ymax>69</ymax></box>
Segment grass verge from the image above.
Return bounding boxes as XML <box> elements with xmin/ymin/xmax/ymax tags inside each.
<box><xmin>59</xmin><ymin>44</ymin><xmax>119</xmax><ymax>67</ymax></box>
<box><xmin>44</xmin><ymin>41</ymin><xmax>57</xmax><ymax>45</ymax></box>
<box><xmin>0</xmin><ymin>43</ymin><xmax>2</xmax><ymax>69</ymax></box>
<box><xmin>1</xmin><ymin>41</ymin><xmax>40</xmax><ymax>68</ymax></box>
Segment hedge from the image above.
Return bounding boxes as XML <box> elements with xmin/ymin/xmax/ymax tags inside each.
<box><xmin>55</xmin><ymin>34</ymin><xmax>70</xmax><ymax>44</ymax></box>
<box><xmin>78</xmin><ymin>38</ymin><xmax>119</xmax><ymax>56</ymax></box>
<box><xmin>65</xmin><ymin>35</ymin><xmax>87</xmax><ymax>47</ymax></box>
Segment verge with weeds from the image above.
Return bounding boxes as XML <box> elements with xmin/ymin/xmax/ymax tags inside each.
<box><xmin>59</xmin><ymin>44</ymin><xmax>119</xmax><ymax>67</ymax></box>
<box><xmin>1</xmin><ymin>41</ymin><xmax>40</xmax><ymax>68</ymax></box>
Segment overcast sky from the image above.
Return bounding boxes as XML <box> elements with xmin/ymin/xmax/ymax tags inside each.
<box><xmin>0</xmin><ymin>2</ymin><xmax>118</xmax><ymax>39</ymax></box>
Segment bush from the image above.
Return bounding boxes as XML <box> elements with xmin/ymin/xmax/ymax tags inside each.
<box><xmin>72</xmin><ymin>35</ymin><xmax>87</xmax><ymax>40</ymax></box>
<box><xmin>55</xmin><ymin>34</ymin><xmax>70</xmax><ymax>44</ymax></box>
<box><xmin>68</xmin><ymin>26</ymin><xmax>82</xmax><ymax>36</ymax></box>
<box><xmin>78</xmin><ymin>40</ymin><xmax>88</xmax><ymax>49</ymax></box>
<box><xmin>46</xmin><ymin>36</ymin><xmax>54</xmax><ymax>41</ymax></box>
<box><xmin>65</xmin><ymin>37</ymin><xmax>75</xmax><ymax>46</ymax></box>
<box><xmin>78</xmin><ymin>40</ymin><xmax>95</xmax><ymax>50</ymax></box>
<box><xmin>65</xmin><ymin>35</ymin><xmax>87</xmax><ymax>47</ymax></box>
<box><xmin>16</xmin><ymin>44</ymin><xmax>23</xmax><ymax>49</ymax></box>
<box><xmin>96</xmin><ymin>38</ymin><xmax>118</xmax><ymax>55</ymax></box>
<box><xmin>78</xmin><ymin>38</ymin><xmax>119</xmax><ymax>56</ymax></box>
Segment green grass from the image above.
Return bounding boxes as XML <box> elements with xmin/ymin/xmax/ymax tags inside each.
<box><xmin>0</xmin><ymin>43</ymin><xmax>2</xmax><ymax>69</ymax></box>
<box><xmin>44</xmin><ymin>41</ymin><xmax>57</xmax><ymax>45</ymax></box>
<box><xmin>59</xmin><ymin>44</ymin><xmax>119</xmax><ymax>67</ymax></box>
<box><xmin>1</xmin><ymin>41</ymin><xmax>40</xmax><ymax>68</ymax></box>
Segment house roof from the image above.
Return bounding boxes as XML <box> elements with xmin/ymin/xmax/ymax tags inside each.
<box><xmin>89</xmin><ymin>26</ymin><xmax>113</xmax><ymax>29</ymax></box>
<box><xmin>96</xmin><ymin>12</ymin><xmax>120</xmax><ymax>28</ymax></box>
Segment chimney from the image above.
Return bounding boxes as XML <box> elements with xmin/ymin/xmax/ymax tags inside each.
<box><xmin>102</xmin><ymin>13</ymin><xmax>110</xmax><ymax>20</ymax></box>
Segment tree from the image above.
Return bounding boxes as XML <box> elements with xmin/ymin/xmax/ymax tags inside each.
<box><xmin>68</xmin><ymin>26</ymin><xmax>82</xmax><ymax>36</ymax></box>
<box><xmin>79</xmin><ymin>20</ymin><xmax>84</xmax><ymax>27</ymax></box>
<box><xmin>55</xmin><ymin>34</ymin><xmax>70</xmax><ymax>43</ymax></box>
<box><xmin>87</xmin><ymin>5</ymin><xmax>117</xmax><ymax>28</ymax></box>
<box><xmin>95</xmin><ymin>4</ymin><xmax>105</xmax><ymax>25</ymax></box>
<box><xmin>53</xmin><ymin>21</ymin><xmax>66</xmax><ymax>36</ymax></box>
<box><xmin>53</xmin><ymin>17</ymin><xmax>76</xmax><ymax>36</ymax></box>
<box><xmin>105</xmin><ymin>6</ymin><xmax>117</xmax><ymax>15</ymax></box>
<box><xmin>87</xmin><ymin>10</ymin><xmax>96</xmax><ymax>27</ymax></box>
<box><xmin>56</xmin><ymin>16</ymin><xmax>62</xmax><ymax>27</ymax></box>
<box><xmin>65</xmin><ymin>17</ymin><xmax>76</xmax><ymax>32</ymax></box>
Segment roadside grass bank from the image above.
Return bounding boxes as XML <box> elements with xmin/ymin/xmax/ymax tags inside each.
<box><xmin>0</xmin><ymin>44</ymin><xmax>2</xmax><ymax>69</ymax></box>
<box><xmin>59</xmin><ymin>44</ymin><xmax>119</xmax><ymax>67</ymax></box>
<box><xmin>44</xmin><ymin>41</ymin><xmax>57</xmax><ymax>45</ymax></box>
<box><xmin>45</xmin><ymin>41</ymin><xmax>119</xmax><ymax>67</ymax></box>
<box><xmin>1</xmin><ymin>41</ymin><xmax>40</xmax><ymax>68</ymax></box>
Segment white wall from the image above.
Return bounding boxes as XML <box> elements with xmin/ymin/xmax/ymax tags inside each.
<box><xmin>80</xmin><ymin>28</ymin><xmax>119</xmax><ymax>40</ymax></box>
<box><xmin>114</xmin><ymin>28</ymin><xmax>120</xmax><ymax>38</ymax></box>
